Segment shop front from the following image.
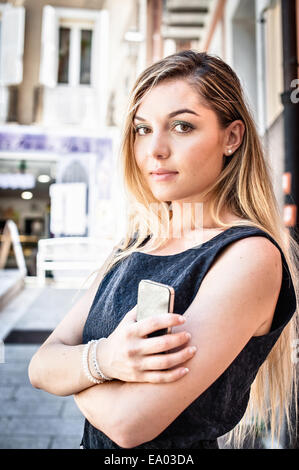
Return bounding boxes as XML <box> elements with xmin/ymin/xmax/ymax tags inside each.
<box><xmin>0</xmin><ymin>125</ymin><xmax>114</xmax><ymax>277</ymax></box>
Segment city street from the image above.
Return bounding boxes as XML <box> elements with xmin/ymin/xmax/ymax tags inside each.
<box><xmin>0</xmin><ymin>0</ymin><xmax>297</xmax><ymax>453</ymax></box>
<box><xmin>0</xmin><ymin>280</ymin><xmax>85</xmax><ymax>449</ymax></box>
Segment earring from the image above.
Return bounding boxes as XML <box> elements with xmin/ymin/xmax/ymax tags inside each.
<box><xmin>227</xmin><ymin>149</ymin><xmax>232</xmax><ymax>155</ymax></box>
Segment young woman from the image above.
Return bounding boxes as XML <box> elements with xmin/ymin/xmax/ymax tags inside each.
<box><xmin>28</xmin><ymin>50</ymin><xmax>298</xmax><ymax>449</ymax></box>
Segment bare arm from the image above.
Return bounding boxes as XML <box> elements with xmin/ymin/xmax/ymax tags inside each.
<box><xmin>74</xmin><ymin>236</ymin><xmax>283</xmax><ymax>448</ymax></box>
<box><xmin>28</xmin><ymin>250</ymin><xmax>116</xmax><ymax>396</ymax></box>
<box><xmin>28</xmin><ymin>248</ymin><xmax>195</xmax><ymax>396</ymax></box>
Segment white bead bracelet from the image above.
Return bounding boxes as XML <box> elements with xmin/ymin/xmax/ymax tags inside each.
<box><xmin>82</xmin><ymin>340</ymin><xmax>103</xmax><ymax>384</ymax></box>
<box><xmin>91</xmin><ymin>338</ymin><xmax>113</xmax><ymax>382</ymax></box>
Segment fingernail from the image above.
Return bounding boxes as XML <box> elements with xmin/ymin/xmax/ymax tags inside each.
<box><xmin>178</xmin><ymin>316</ymin><xmax>186</xmax><ymax>323</ymax></box>
<box><xmin>189</xmin><ymin>346</ymin><xmax>197</xmax><ymax>353</ymax></box>
<box><xmin>182</xmin><ymin>368</ymin><xmax>189</xmax><ymax>374</ymax></box>
<box><xmin>185</xmin><ymin>332</ymin><xmax>191</xmax><ymax>340</ymax></box>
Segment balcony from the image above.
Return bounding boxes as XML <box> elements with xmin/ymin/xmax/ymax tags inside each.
<box><xmin>162</xmin><ymin>0</ymin><xmax>215</xmax><ymax>41</ymax></box>
<box><xmin>166</xmin><ymin>0</ymin><xmax>210</xmax><ymax>12</ymax></box>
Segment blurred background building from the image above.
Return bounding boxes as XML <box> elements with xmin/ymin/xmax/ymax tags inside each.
<box><xmin>0</xmin><ymin>0</ymin><xmax>298</xmax><ymax>279</ymax></box>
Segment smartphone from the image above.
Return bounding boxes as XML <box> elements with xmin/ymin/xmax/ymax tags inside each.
<box><xmin>137</xmin><ymin>279</ymin><xmax>175</xmax><ymax>337</ymax></box>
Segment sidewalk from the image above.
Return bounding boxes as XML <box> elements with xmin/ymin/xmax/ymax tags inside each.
<box><xmin>0</xmin><ymin>278</ymin><xmax>86</xmax><ymax>449</ymax></box>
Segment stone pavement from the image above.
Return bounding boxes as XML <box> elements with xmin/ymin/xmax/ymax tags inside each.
<box><xmin>0</xmin><ymin>279</ymin><xmax>87</xmax><ymax>449</ymax></box>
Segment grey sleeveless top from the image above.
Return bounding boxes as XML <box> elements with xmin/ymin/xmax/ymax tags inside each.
<box><xmin>81</xmin><ymin>225</ymin><xmax>297</xmax><ymax>449</ymax></box>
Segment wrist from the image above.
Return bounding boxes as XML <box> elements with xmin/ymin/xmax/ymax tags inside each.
<box><xmin>83</xmin><ymin>339</ymin><xmax>113</xmax><ymax>384</ymax></box>
<box><xmin>87</xmin><ymin>342</ymin><xmax>99</xmax><ymax>380</ymax></box>
<box><xmin>83</xmin><ymin>341</ymin><xmax>103</xmax><ymax>385</ymax></box>
<box><xmin>95</xmin><ymin>337</ymin><xmax>113</xmax><ymax>380</ymax></box>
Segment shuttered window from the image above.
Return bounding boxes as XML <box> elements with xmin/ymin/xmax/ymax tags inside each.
<box><xmin>0</xmin><ymin>5</ymin><xmax>25</xmax><ymax>85</ymax></box>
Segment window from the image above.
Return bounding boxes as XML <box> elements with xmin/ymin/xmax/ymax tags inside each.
<box><xmin>0</xmin><ymin>5</ymin><xmax>25</xmax><ymax>86</ymax></box>
<box><xmin>57</xmin><ymin>24</ymin><xmax>93</xmax><ymax>85</ymax></box>
<box><xmin>58</xmin><ymin>27</ymin><xmax>70</xmax><ymax>84</ymax></box>
<box><xmin>0</xmin><ymin>20</ymin><xmax>2</xmax><ymax>78</ymax></box>
<box><xmin>80</xmin><ymin>29</ymin><xmax>92</xmax><ymax>85</ymax></box>
<box><xmin>40</xmin><ymin>7</ymin><xmax>105</xmax><ymax>88</ymax></box>
<box><xmin>39</xmin><ymin>6</ymin><xmax>109</xmax><ymax>127</ymax></box>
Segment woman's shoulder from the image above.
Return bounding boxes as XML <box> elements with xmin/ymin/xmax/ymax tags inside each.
<box><xmin>226</xmin><ymin>230</ymin><xmax>282</xmax><ymax>256</ymax></box>
<box><xmin>214</xmin><ymin>229</ymin><xmax>283</xmax><ymax>284</ymax></box>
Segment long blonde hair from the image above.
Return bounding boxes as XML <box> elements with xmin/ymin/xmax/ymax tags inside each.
<box><xmin>96</xmin><ymin>50</ymin><xmax>299</xmax><ymax>448</ymax></box>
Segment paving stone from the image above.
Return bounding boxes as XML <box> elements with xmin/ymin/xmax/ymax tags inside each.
<box><xmin>61</xmin><ymin>398</ymin><xmax>83</xmax><ymax>418</ymax></box>
<box><xmin>0</xmin><ymin>361</ymin><xmax>30</xmax><ymax>373</ymax></box>
<box><xmin>0</xmin><ymin>287</ymin><xmax>86</xmax><ymax>449</ymax></box>
<box><xmin>2</xmin><ymin>345</ymin><xmax>39</xmax><ymax>363</ymax></box>
<box><xmin>0</xmin><ymin>416</ymin><xmax>84</xmax><ymax>436</ymax></box>
<box><xmin>0</xmin><ymin>366</ymin><xmax>32</xmax><ymax>385</ymax></box>
<box><xmin>0</xmin><ymin>435</ymin><xmax>51</xmax><ymax>449</ymax></box>
<box><xmin>0</xmin><ymin>288</ymin><xmax>43</xmax><ymax>341</ymax></box>
<box><xmin>50</xmin><ymin>436</ymin><xmax>82</xmax><ymax>449</ymax></box>
<box><xmin>13</xmin><ymin>287</ymin><xmax>80</xmax><ymax>331</ymax></box>
<box><xmin>0</xmin><ymin>417</ymin><xmax>12</xmax><ymax>435</ymax></box>
<box><xmin>0</xmin><ymin>386</ymin><xmax>17</xmax><ymax>400</ymax></box>
<box><xmin>0</xmin><ymin>399</ymin><xmax>63</xmax><ymax>417</ymax></box>
<box><xmin>14</xmin><ymin>385</ymin><xmax>70</xmax><ymax>403</ymax></box>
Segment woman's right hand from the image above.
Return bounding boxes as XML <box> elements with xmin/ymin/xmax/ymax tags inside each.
<box><xmin>95</xmin><ymin>306</ymin><xmax>197</xmax><ymax>384</ymax></box>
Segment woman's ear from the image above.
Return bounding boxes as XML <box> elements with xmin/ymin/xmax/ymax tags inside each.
<box><xmin>223</xmin><ymin>120</ymin><xmax>245</xmax><ymax>155</ymax></box>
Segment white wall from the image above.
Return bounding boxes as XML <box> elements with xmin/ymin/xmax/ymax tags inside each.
<box><xmin>208</xmin><ymin>19</ymin><xmax>222</xmax><ymax>56</ymax></box>
<box><xmin>231</xmin><ymin>0</ymin><xmax>258</xmax><ymax>122</ymax></box>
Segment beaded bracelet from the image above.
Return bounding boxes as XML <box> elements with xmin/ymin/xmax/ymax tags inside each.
<box><xmin>91</xmin><ymin>339</ymin><xmax>113</xmax><ymax>382</ymax></box>
<box><xmin>82</xmin><ymin>340</ymin><xmax>103</xmax><ymax>384</ymax></box>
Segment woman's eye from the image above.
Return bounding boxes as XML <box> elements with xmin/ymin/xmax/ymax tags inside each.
<box><xmin>174</xmin><ymin>123</ymin><xmax>193</xmax><ymax>133</ymax></box>
<box><xmin>133</xmin><ymin>122</ymin><xmax>193</xmax><ymax>136</ymax></box>
<box><xmin>134</xmin><ymin>126</ymin><xmax>149</xmax><ymax>136</ymax></box>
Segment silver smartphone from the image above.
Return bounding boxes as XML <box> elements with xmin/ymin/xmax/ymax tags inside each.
<box><xmin>137</xmin><ymin>279</ymin><xmax>175</xmax><ymax>337</ymax></box>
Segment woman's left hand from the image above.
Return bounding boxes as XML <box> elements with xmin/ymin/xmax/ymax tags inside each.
<box><xmin>94</xmin><ymin>305</ymin><xmax>196</xmax><ymax>384</ymax></box>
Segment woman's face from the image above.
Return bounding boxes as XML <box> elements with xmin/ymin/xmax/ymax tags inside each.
<box><xmin>133</xmin><ymin>79</ymin><xmax>243</xmax><ymax>204</ymax></box>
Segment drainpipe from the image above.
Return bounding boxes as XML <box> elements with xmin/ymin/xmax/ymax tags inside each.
<box><xmin>281</xmin><ymin>0</ymin><xmax>299</xmax><ymax>244</ymax></box>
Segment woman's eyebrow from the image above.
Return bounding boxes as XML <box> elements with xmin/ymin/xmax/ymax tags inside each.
<box><xmin>133</xmin><ymin>108</ymin><xmax>199</xmax><ymax>122</ymax></box>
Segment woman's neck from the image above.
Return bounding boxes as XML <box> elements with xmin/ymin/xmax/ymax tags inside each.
<box><xmin>168</xmin><ymin>200</ymin><xmax>221</xmax><ymax>238</ymax></box>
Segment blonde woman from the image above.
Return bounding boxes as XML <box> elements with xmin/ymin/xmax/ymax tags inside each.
<box><xmin>28</xmin><ymin>51</ymin><xmax>298</xmax><ymax>450</ymax></box>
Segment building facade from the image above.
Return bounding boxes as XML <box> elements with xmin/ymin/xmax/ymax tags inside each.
<box><xmin>0</xmin><ymin>0</ymin><xmax>298</xmax><ymax>277</ymax></box>
<box><xmin>0</xmin><ymin>0</ymin><xmax>142</xmax><ymax>275</ymax></box>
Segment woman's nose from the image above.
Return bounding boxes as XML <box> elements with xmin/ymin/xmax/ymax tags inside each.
<box><xmin>147</xmin><ymin>132</ymin><xmax>170</xmax><ymax>159</ymax></box>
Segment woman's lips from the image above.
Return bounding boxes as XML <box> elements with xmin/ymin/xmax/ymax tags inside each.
<box><xmin>150</xmin><ymin>172</ymin><xmax>178</xmax><ymax>181</ymax></box>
